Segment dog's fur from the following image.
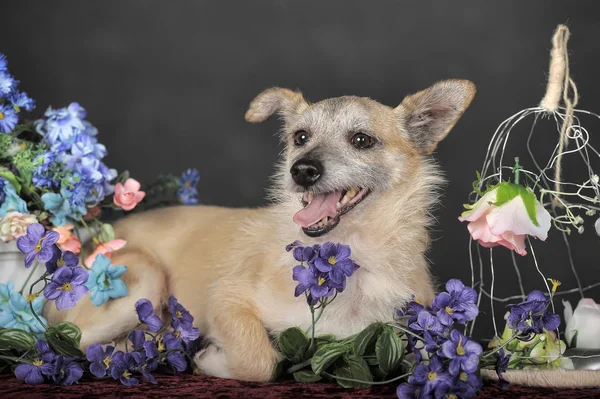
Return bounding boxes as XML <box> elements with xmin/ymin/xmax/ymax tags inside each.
<box><xmin>45</xmin><ymin>80</ymin><xmax>475</xmax><ymax>381</ymax></box>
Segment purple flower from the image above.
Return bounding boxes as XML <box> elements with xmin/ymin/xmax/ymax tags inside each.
<box><xmin>292</xmin><ymin>264</ymin><xmax>335</xmax><ymax>303</ymax></box>
<box><xmin>507</xmin><ymin>290</ymin><xmax>560</xmax><ymax>335</ymax></box>
<box><xmin>163</xmin><ymin>333</ymin><xmax>188</xmax><ymax>374</ymax></box>
<box><xmin>14</xmin><ymin>341</ymin><xmax>56</xmax><ymax>385</ymax></box>
<box><xmin>110</xmin><ymin>352</ymin><xmax>139</xmax><ymax>386</ymax></box>
<box><xmin>16</xmin><ymin>223</ymin><xmax>60</xmax><ymax>267</ymax></box>
<box><xmin>45</xmin><ymin>247</ymin><xmax>79</xmax><ymax>274</ymax></box>
<box><xmin>409</xmin><ymin>310</ymin><xmax>445</xmax><ymax>336</ymax></box>
<box><xmin>496</xmin><ymin>348</ymin><xmax>511</xmax><ymax>388</ymax></box>
<box><xmin>439</xmin><ymin>329</ymin><xmax>482</xmax><ymax>376</ymax></box>
<box><xmin>314</xmin><ymin>242</ymin><xmax>358</xmax><ymax>284</ymax></box>
<box><xmin>400</xmin><ymin>356</ymin><xmax>452</xmax><ymax>398</ymax></box>
<box><xmin>454</xmin><ymin>370</ymin><xmax>483</xmax><ymax>398</ymax></box>
<box><xmin>432</xmin><ymin>279</ymin><xmax>479</xmax><ymax>326</ymax></box>
<box><xmin>285</xmin><ymin>241</ymin><xmax>318</xmax><ymax>263</ymax></box>
<box><xmin>43</xmin><ymin>266</ymin><xmax>89</xmax><ymax>310</ymax></box>
<box><xmin>396</xmin><ymin>299</ymin><xmax>425</xmax><ymax>325</ymax></box>
<box><xmin>168</xmin><ymin>295</ymin><xmax>200</xmax><ymax>342</ymax></box>
<box><xmin>86</xmin><ymin>343</ymin><xmax>115</xmax><ymax>378</ymax></box>
<box><xmin>47</xmin><ymin>355</ymin><xmax>83</xmax><ymax>386</ymax></box>
<box><xmin>135</xmin><ymin>299</ymin><xmax>162</xmax><ymax>332</ymax></box>
<box><xmin>129</xmin><ymin>330</ymin><xmax>146</xmax><ymax>349</ymax></box>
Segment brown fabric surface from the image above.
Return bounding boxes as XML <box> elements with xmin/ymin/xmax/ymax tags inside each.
<box><xmin>2</xmin><ymin>373</ymin><xmax>600</xmax><ymax>398</ymax></box>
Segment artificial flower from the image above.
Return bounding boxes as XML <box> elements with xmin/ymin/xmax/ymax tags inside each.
<box><xmin>408</xmin><ymin>309</ymin><xmax>444</xmax><ymax>336</ymax></box>
<box><xmin>8</xmin><ymin>91</ymin><xmax>35</xmax><ymax>112</ymax></box>
<box><xmin>84</xmin><ymin>238</ymin><xmax>127</xmax><ymax>267</ymax></box>
<box><xmin>163</xmin><ymin>333</ymin><xmax>188</xmax><ymax>373</ymax></box>
<box><xmin>314</xmin><ymin>242</ymin><xmax>358</xmax><ymax>285</ymax></box>
<box><xmin>47</xmin><ymin>355</ymin><xmax>84</xmax><ymax>386</ymax></box>
<box><xmin>292</xmin><ymin>263</ymin><xmax>335</xmax><ymax>303</ymax></box>
<box><xmin>439</xmin><ymin>329</ymin><xmax>482</xmax><ymax>376</ymax></box>
<box><xmin>0</xmin><ymin>178</ymin><xmax>28</xmax><ymax>217</ymax></box>
<box><xmin>432</xmin><ymin>279</ymin><xmax>479</xmax><ymax>326</ymax></box>
<box><xmin>84</xmin><ymin>206</ymin><xmax>101</xmax><ymax>220</ymax></box>
<box><xmin>0</xmin><ymin>211</ymin><xmax>37</xmax><ymax>242</ymax></box>
<box><xmin>35</xmin><ymin>102</ymin><xmax>86</xmax><ymax>145</ymax></box>
<box><xmin>459</xmin><ymin>182</ymin><xmax>551</xmax><ymax>256</ymax></box>
<box><xmin>0</xmin><ymin>104</ymin><xmax>18</xmax><ymax>134</ymax></box>
<box><xmin>110</xmin><ymin>352</ymin><xmax>139</xmax><ymax>386</ymax></box>
<box><xmin>286</xmin><ymin>241</ymin><xmax>319</xmax><ymax>263</ymax></box>
<box><xmin>85</xmin><ymin>254</ymin><xmax>128</xmax><ymax>306</ymax></box>
<box><xmin>45</xmin><ymin>249</ymin><xmax>79</xmax><ymax>274</ymax></box>
<box><xmin>0</xmin><ymin>291</ymin><xmax>46</xmax><ymax>336</ymax></box>
<box><xmin>528</xmin><ymin>330</ymin><xmax>566</xmax><ymax>368</ymax></box>
<box><xmin>507</xmin><ymin>290</ymin><xmax>560</xmax><ymax>336</ymax></box>
<box><xmin>41</xmin><ymin>188</ymin><xmax>81</xmax><ymax>227</ymax></box>
<box><xmin>178</xmin><ymin>168</ymin><xmax>200</xmax><ymax>205</ymax></box>
<box><xmin>43</xmin><ymin>266</ymin><xmax>89</xmax><ymax>310</ymax></box>
<box><xmin>128</xmin><ymin>330</ymin><xmax>146</xmax><ymax>349</ymax></box>
<box><xmin>52</xmin><ymin>224</ymin><xmax>81</xmax><ymax>254</ymax></box>
<box><xmin>113</xmin><ymin>178</ymin><xmax>145</xmax><ymax>211</ymax></box>
<box><xmin>168</xmin><ymin>295</ymin><xmax>200</xmax><ymax>342</ymax></box>
<box><xmin>397</xmin><ymin>356</ymin><xmax>451</xmax><ymax>398</ymax></box>
<box><xmin>86</xmin><ymin>343</ymin><xmax>116</xmax><ymax>378</ymax></box>
<box><xmin>14</xmin><ymin>358</ymin><xmax>53</xmax><ymax>385</ymax></box>
<box><xmin>0</xmin><ymin>281</ymin><xmax>15</xmax><ymax>311</ymax></box>
<box><xmin>496</xmin><ymin>348</ymin><xmax>511</xmax><ymax>388</ymax></box>
<box><xmin>455</xmin><ymin>370</ymin><xmax>483</xmax><ymax>398</ymax></box>
<box><xmin>0</xmin><ymin>54</ymin><xmax>7</xmax><ymax>71</ymax></box>
<box><xmin>0</xmin><ymin>71</ymin><xmax>16</xmax><ymax>97</ymax></box>
<box><xmin>563</xmin><ymin>298</ymin><xmax>600</xmax><ymax>348</ymax></box>
<box><xmin>16</xmin><ymin>223</ymin><xmax>59</xmax><ymax>267</ymax></box>
<box><xmin>135</xmin><ymin>299</ymin><xmax>162</xmax><ymax>332</ymax></box>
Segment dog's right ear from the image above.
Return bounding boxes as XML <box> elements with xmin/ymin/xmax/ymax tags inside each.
<box><xmin>245</xmin><ymin>88</ymin><xmax>308</xmax><ymax>123</ymax></box>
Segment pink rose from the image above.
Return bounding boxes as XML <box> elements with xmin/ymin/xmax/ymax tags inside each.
<box><xmin>52</xmin><ymin>224</ymin><xmax>82</xmax><ymax>254</ymax></box>
<box><xmin>459</xmin><ymin>183</ymin><xmax>551</xmax><ymax>256</ymax></box>
<box><xmin>84</xmin><ymin>239</ymin><xmax>127</xmax><ymax>267</ymax></box>
<box><xmin>0</xmin><ymin>212</ymin><xmax>38</xmax><ymax>242</ymax></box>
<box><xmin>113</xmin><ymin>178</ymin><xmax>145</xmax><ymax>211</ymax></box>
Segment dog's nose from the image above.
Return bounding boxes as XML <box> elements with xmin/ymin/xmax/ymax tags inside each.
<box><xmin>290</xmin><ymin>159</ymin><xmax>323</xmax><ymax>187</ymax></box>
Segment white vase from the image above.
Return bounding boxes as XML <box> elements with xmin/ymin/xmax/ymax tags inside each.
<box><xmin>0</xmin><ymin>240</ymin><xmax>45</xmax><ymax>291</ymax></box>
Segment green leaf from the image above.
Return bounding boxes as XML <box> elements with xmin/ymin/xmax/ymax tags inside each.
<box><xmin>293</xmin><ymin>369</ymin><xmax>322</xmax><ymax>382</ymax></box>
<box><xmin>98</xmin><ymin>223</ymin><xmax>116</xmax><ymax>243</ymax></box>
<box><xmin>117</xmin><ymin>170</ymin><xmax>130</xmax><ymax>184</ymax></box>
<box><xmin>45</xmin><ymin>325</ymin><xmax>84</xmax><ymax>357</ymax></box>
<box><xmin>316</xmin><ymin>334</ymin><xmax>337</xmax><ymax>342</ymax></box>
<box><xmin>278</xmin><ymin>327</ymin><xmax>310</xmax><ymax>363</ymax></box>
<box><xmin>311</xmin><ymin>342</ymin><xmax>349</xmax><ymax>375</ymax></box>
<box><xmin>518</xmin><ymin>187</ymin><xmax>540</xmax><ymax>226</ymax></box>
<box><xmin>494</xmin><ymin>182</ymin><xmax>540</xmax><ymax>226</ymax></box>
<box><xmin>333</xmin><ymin>354</ymin><xmax>373</xmax><ymax>388</ymax></box>
<box><xmin>53</xmin><ymin>322</ymin><xmax>82</xmax><ymax>347</ymax></box>
<box><xmin>0</xmin><ymin>168</ymin><xmax>22</xmax><ymax>193</ymax></box>
<box><xmin>354</xmin><ymin>323</ymin><xmax>382</xmax><ymax>356</ymax></box>
<box><xmin>0</xmin><ymin>328</ymin><xmax>36</xmax><ymax>351</ymax></box>
<box><xmin>375</xmin><ymin>327</ymin><xmax>404</xmax><ymax>375</ymax></box>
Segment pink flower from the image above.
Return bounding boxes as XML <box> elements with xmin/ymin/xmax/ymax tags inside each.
<box><xmin>84</xmin><ymin>239</ymin><xmax>127</xmax><ymax>267</ymax></box>
<box><xmin>0</xmin><ymin>212</ymin><xmax>38</xmax><ymax>242</ymax></box>
<box><xmin>52</xmin><ymin>224</ymin><xmax>82</xmax><ymax>254</ymax></box>
<box><xmin>113</xmin><ymin>178</ymin><xmax>145</xmax><ymax>211</ymax></box>
<box><xmin>84</xmin><ymin>206</ymin><xmax>101</xmax><ymax>220</ymax></box>
<box><xmin>459</xmin><ymin>183</ymin><xmax>551</xmax><ymax>256</ymax></box>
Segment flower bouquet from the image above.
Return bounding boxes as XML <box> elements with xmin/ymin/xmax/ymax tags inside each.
<box><xmin>0</xmin><ymin>52</ymin><xmax>202</xmax><ymax>382</ymax></box>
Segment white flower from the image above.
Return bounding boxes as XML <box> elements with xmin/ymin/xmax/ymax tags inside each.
<box><xmin>0</xmin><ymin>212</ymin><xmax>38</xmax><ymax>242</ymax></box>
<box><xmin>563</xmin><ymin>298</ymin><xmax>600</xmax><ymax>349</ymax></box>
<box><xmin>595</xmin><ymin>217</ymin><xmax>600</xmax><ymax>236</ymax></box>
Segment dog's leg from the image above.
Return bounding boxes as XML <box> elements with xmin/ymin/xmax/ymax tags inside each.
<box><xmin>44</xmin><ymin>249</ymin><xmax>167</xmax><ymax>349</ymax></box>
<box><xmin>196</xmin><ymin>298</ymin><xmax>281</xmax><ymax>381</ymax></box>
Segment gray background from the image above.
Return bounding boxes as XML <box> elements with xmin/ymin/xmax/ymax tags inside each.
<box><xmin>4</xmin><ymin>1</ymin><xmax>600</xmax><ymax>339</ymax></box>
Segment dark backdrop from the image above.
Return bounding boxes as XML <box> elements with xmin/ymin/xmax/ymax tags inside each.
<box><xmin>4</xmin><ymin>1</ymin><xmax>600</xmax><ymax>339</ymax></box>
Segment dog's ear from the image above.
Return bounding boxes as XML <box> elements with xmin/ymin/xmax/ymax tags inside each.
<box><xmin>245</xmin><ymin>88</ymin><xmax>308</xmax><ymax>123</ymax></box>
<box><xmin>395</xmin><ymin>80</ymin><xmax>476</xmax><ymax>154</ymax></box>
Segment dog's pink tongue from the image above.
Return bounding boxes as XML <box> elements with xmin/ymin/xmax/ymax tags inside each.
<box><xmin>293</xmin><ymin>192</ymin><xmax>341</xmax><ymax>228</ymax></box>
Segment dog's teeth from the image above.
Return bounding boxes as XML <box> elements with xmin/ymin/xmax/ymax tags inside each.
<box><xmin>336</xmin><ymin>201</ymin><xmax>342</xmax><ymax>209</ymax></box>
<box><xmin>347</xmin><ymin>187</ymin><xmax>359</xmax><ymax>199</ymax></box>
<box><xmin>340</xmin><ymin>194</ymin><xmax>351</xmax><ymax>205</ymax></box>
<box><xmin>308</xmin><ymin>192</ymin><xmax>314</xmax><ymax>204</ymax></box>
<box><xmin>303</xmin><ymin>192</ymin><xmax>309</xmax><ymax>203</ymax></box>
<box><xmin>321</xmin><ymin>216</ymin><xmax>328</xmax><ymax>224</ymax></box>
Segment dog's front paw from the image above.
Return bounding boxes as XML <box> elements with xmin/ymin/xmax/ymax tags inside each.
<box><xmin>194</xmin><ymin>344</ymin><xmax>232</xmax><ymax>379</ymax></box>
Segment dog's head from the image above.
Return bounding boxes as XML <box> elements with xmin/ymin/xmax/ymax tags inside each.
<box><xmin>245</xmin><ymin>80</ymin><xmax>476</xmax><ymax>237</ymax></box>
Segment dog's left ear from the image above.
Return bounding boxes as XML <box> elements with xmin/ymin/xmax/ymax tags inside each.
<box><xmin>245</xmin><ymin>87</ymin><xmax>308</xmax><ymax>124</ymax></box>
<box><xmin>395</xmin><ymin>79</ymin><xmax>476</xmax><ymax>154</ymax></box>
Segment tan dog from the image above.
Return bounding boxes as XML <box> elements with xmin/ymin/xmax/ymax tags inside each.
<box><xmin>45</xmin><ymin>80</ymin><xmax>475</xmax><ymax>381</ymax></box>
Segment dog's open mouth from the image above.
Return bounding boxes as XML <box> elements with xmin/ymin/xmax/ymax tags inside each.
<box><xmin>293</xmin><ymin>188</ymin><xmax>370</xmax><ymax>237</ymax></box>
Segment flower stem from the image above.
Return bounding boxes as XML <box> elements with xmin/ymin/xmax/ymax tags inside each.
<box><xmin>483</xmin><ymin>334</ymin><xmax>521</xmax><ymax>358</ymax></box>
<box><xmin>286</xmin><ymin>358</ymin><xmax>313</xmax><ymax>374</ymax></box>
<box><xmin>385</xmin><ymin>323</ymin><xmax>425</xmax><ymax>342</ymax></box>
<box><xmin>19</xmin><ymin>261</ymin><xmax>40</xmax><ymax>295</ymax></box>
<box><xmin>513</xmin><ymin>157</ymin><xmax>521</xmax><ymax>185</ymax></box>
<box><xmin>322</xmin><ymin>371</ymin><xmax>411</xmax><ymax>386</ymax></box>
<box><xmin>79</xmin><ymin>217</ymin><xmax>97</xmax><ymax>243</ymax></box>
<box><xmin>28</xmin><ymin>272</ymin><xmax>48</xmax><ymax>330</ymax></box>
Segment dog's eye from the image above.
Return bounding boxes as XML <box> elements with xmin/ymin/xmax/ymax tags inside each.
<box><xmin>351</xmin><ymin>132</ymin><xmax>374</xmax><ymax>149</ymax></box>
<box><xmin>294</xmin><ymin>131</ymin><xmax>310</xmax><ymax>146</ymax></box>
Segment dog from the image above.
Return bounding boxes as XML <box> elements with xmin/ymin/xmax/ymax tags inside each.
<box><xmin>45</xmin><ymin>80</ymin><xmax>476</xmax><ymax>381</ymax></box>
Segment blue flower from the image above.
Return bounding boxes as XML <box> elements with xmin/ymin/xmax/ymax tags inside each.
<box><xmin>177</xmin><ymin>169</ymin><xmax>200</xmax><ymax>205</ymax></box>
<box><xmin>0</xmin><ymin>292</ymin><xmax>46</xmax><ymax>337</ymax></box>
<box><xmin>439</xmin><ymin>329</ymin><xmax>482</xmax><ymax>376</ymax></box>
<box><xmin>86</xmin><ymin>343</ymin><xmax>115</xmax><ymax>378</ymax></box>
<box><xmin>0</xmin><ymin>281</ymin><xmax>15</xmax><ymax>311</ymax></box>
<box><xmin>0</xmin><ymin>178</ymin><xmax>28</xmax><ymax>216</ymax></box>
<box><xmin>507</xmin><ymin>290</ymin><xmax>560</xmax><ymax>335</ymax></box>
<box><xmin>16</xmin><ymin>223</ymin><xmax>59</xmax><ymax>267</ymax></box>
<box><xmin>0</xmin><ymin>104</ymin><xmax>18</xmax><ymax>134</ymax></box>
<box><xmin>85</xmin><ymin>254</ymin><xmax>128</xmax><ymax>306</ymax></box>
<box><xmin>0</xmin><ymin>54</ymin><xmax>7</xmax><ymax>71</ymax></box>
<box><xmin>43</xmin><ymin>266</ymin><xmax>89</xmax><ymax>310</ymax></box>
<box><xmin>35</xmin><ymin>103</ymin><xmax>86</xmax><ymax>145</ymax></box>
<box><xmin>0</xmin><ymin>178</ymin><xmax>5</xmax><ymax>204</ymax></box>
<box><xmin>0</xmin><ymin>71</ymin><xmax>16</xmax><ymax>98</ymax></box>
<box><xmin>41</xmin><ymin>188</ymin><xmax>78</xmax><ymax>226</ymax></box>
<box><xmin>432</xmin><ymin>279</ymin><xmax>479</xmax><ymax>326</ymax></box>
<box><xmin>8</xmin><ymin>91</ymin><xmax>36</xmax><ymax>112</ymax></box>
<box><xmin>135</xmin><ymin>299</ymin><xmax>162</xmax><ymax>332</ymax></box>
